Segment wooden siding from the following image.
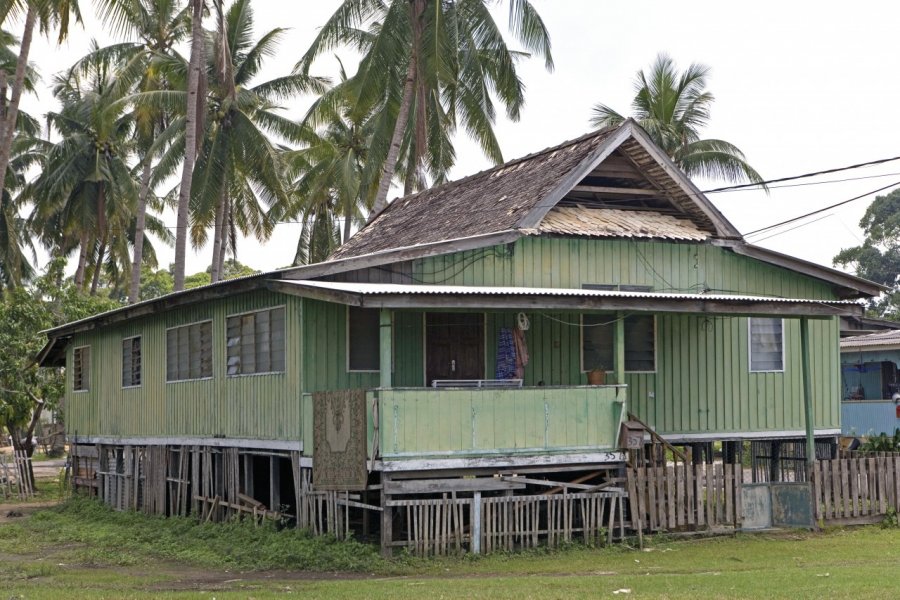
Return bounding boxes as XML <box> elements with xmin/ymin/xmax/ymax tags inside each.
<box><xmin>65</xmin><ymin>291</ymin><xmax>302</xmax><ymax>441</ymax></box>
<box><xmin>396</xmin><ymin>238</ymin><xmax>841</xmax><ymax>435</ymax></box>
<box><xmin>376</xmin><ymin>386</ymin><xmax>623</xmax><ymax>458</ymax></box>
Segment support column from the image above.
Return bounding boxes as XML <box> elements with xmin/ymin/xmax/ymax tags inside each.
<box><xmin>380</xmin><ymin>308</ymin><xmax>392</xmax><ymax>389</ymax></box>
<box><xmin>614</xmin><ymin>311</ymin><xmax>626</xmax><ymax>386</ymax></box>
<box><xmin>381</xmin><ymin>473</ymin><xmax>393</xmax><ymax>557</ymax></box>
<box><xmin>800</xmin><ymin>316</ymin><xmax>815</xmax><ymax>472</ymax></box>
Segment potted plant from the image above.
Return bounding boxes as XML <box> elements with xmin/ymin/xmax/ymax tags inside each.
<box><xmin>587</xmin><ymin>366</ymin><xmax>606</xmax><ymax>385</ymax></box>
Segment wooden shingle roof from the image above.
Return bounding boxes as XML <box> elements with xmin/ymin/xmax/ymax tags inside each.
<box><xmin>329</xmin><ymin>120</ymin><xmax>741</xmax><ymax>261</ymax></box>
<box><xmin>330</xmin><ymin>127</ymin><xmax>622</xmax><ymax>260</ymax></box>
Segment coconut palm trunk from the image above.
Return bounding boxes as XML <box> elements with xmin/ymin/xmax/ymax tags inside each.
<box><xmin>369</xmin><ymin>0</ymin><xmax>424</xmax><ymax>219</ymax></box>
<box><xmin>210</xmin><ymin>188</ymin><xmax>226</xmax><ymax>282</ymax></box>
<box><xmin>173</xmin><ymin>0</ymin><xmax>205</xmax><ymax>291</ymax></box>
<box><xmin>0</xmin><ymin>5</ymin><xmax>35</xmax><ymax>195</ymax></box>
<box><xmin>74</xmin><ymin>230</ymin><xmax>90</xmax><ymax>290</ymax></box>
<box><xmin>128</xmin><ymin>157</ymin><xmax>153</xmax><ymax>303</ymax></box>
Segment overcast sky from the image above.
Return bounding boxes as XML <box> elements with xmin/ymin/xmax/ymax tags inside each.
<box><xmin>18</xmin><ymin>0</ymin><xmax>900</xmax><ymax>277</ymax></box>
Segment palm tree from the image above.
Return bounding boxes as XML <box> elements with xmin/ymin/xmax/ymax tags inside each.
<box><xmin>145</xmin><ymin>0</ymin><xmax>326</xmax><ymax>283</ymax></box>
<box><xmin>288</xmin><ymin>60</ymin><xmax>374</xmax><ymax>256</ymax></box>
<box><xmin>82</xmin><ymin>0</ymin><xmax>190</xmax><ymax>302</ymax></box>
<box><xmin>0</xmin><ymin>0</ymin><xmax>83</xmax><ymax>207</ymax></box>
<box><xmin>29</xmin><ymin>47</ymin><xmax>141</xmax><ymax>294</ymax></box>
<box><xmin>297</xmin><ymin>0</ymin><xmax>554</xmax><ymax>217</ymax></box>
<box><xmin>590</xmin><ymin>53</ymin><xmax>763</xmax><ymax>186</ymax></box>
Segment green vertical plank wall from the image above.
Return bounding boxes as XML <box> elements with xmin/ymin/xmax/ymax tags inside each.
<box><xmin>405</xmin><ymin>237</ymin><xmax>843</xmax><ymax>436</ymax></box>
<box><xmin>65</xmin><ymin>291</ymin><xmax>302</xmax><ymax>441</ymax></box>
<box><xmin>65</xmin><ymin>236</ymin><xmax>847</xmax><ymax>443</ymax></box>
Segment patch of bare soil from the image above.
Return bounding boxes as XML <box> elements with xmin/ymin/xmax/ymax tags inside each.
<box><xmin>0</xmin><ymin>500</ymin><xmax>59</xmax><ymax>524</ymax></box>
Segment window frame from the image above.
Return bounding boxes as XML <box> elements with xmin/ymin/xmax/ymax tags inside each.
<box><xmin>121</xmin><ymin>335</ymin><xmax>142</xmax><ymax>389</ymax></box>
<box><xmin>165</xmin><ymin>319</ymin><xmax>214</xmax><ymax>383</ymax></box>
<box><xmin>346</xmin><ymin>306</ymin><xmax>394</xmax><ymax>373</ymax></box>
<box><xmin>72</xmin><ymin>345</ymin><xmax>91</xmax><ymax>393</ymax></box>
<box><xmin>748</xmin><ymin>317</ymin><xmax>785</xmax><ymax>373</ymax></box>
<box><xmin>224</xmin><ymin>305</ymin><xmax>287</xmax><ymax>378</ymax></box>
<box><xmin>579</xmin><ymin>313</ymin><xmax>657</xmax><ymax>374</ymax></box>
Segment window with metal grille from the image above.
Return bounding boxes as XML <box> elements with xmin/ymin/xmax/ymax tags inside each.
<box><xmin>73</xmin><ymin>346</ymin><xmax>90</xmax><ymax>391</ymax></box>
<box><xmin>581</xmin><ymin>314</ymin><xmax>656</xmax><ymax>372</ymax></box>
<box><xmin>750</xmin><ymin>318</ymin><xmax>784</xmax><ymax>372</ymax></box>
<box><xmin>226</xmin><ymin>307</ymin><xmax>285</xmax><ymax>376</ymax></box>
<box><xmin>347</xmin><ymin>306</ymin><xmax>380</xmax><ymax>372</ymax></box>
<box><xmin>166</xmin><ymin>321</ymin><xmax>213</xmax><ymax>381</ymax></box>
<box><xmin>122</xmin><ymin>336</ymin><xmax>141</xmax><ymax>387</ymax></box>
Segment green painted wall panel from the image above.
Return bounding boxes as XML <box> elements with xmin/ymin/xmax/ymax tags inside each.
<box><xmin>377</xmin><ymin>386</ymin><xmax>621</xmax><ymax>458</ymax></box>
<box><xmin>66</xmin><ymin>291</ymin><xmax>302</xmax><ymax>441</ymax></box>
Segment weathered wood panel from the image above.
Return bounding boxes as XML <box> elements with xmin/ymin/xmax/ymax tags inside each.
<box><xmin>66</xmin><ymin>291</ymin><xmax>302</xmax><ymax>441</ymax></box>
<box><xmin>376</xmin><ymin>386</ymin><xmax>621</xmax><ymax>458</ymax></box>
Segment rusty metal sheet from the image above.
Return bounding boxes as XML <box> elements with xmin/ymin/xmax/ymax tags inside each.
<box><xmin>771</xmin><ymin>482</ymin><xmax>814</xmax><ymax>528</ymax></box>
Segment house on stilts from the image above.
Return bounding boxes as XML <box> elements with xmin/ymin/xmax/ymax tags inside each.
<box><xmin>38</xmin><ymin>119</ymin><xmax>881</xmax><ymax>553</ymax></box>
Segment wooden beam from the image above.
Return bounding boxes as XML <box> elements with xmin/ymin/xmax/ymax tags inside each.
<box><xmin>379</xmin><ymin>308</ymin><xmax>392</xmax><ymax>389</ymax></box>
<box><xmin>345</xmin><ymin>293</ymin><xmax>861</xmax><ymax>318</ymax></box>
<box><xmin>267</xmin><ymin>279</ymin><xmax>363</xmax><ymax>306</ymax></box>
<box><xmin>386</xmin><ymin>477</ymin><xmax>526</xmax><ymax>495</ymax></box>
<box><xmin>571</xmin><ymin>185</ymin><xmax>659</xmax><ymax>196</ymax></box>
<box><xmin>377</xmin><ymin>451</ymin><xmax>626</xmax><ymax>472</ymax></box>
<box><xmin>800</xmin><ymin>317</ymin><xmax>816</xmax><ymax>472</ymax></box>
<box><xmin>614</xmin><ymin>311</ymin><xmax>625</xmax><ymax>385</ymax></box>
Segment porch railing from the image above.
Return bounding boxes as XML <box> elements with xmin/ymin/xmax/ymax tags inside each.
<box><xmin>370</xmin><ymin>385</ymin><xmax>626</xmax><ymax>460</ymax></box>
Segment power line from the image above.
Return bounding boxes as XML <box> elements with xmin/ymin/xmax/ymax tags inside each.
<box><xmin>708</xmin><ymin>170</ymin><xmax>900</xmax><ymax>193</ymax></box>
<box><xmin>746</xmin><ymin>213</ymin><xmax>835</xmax><ymax>244</ymax></box>
<box><xmin>703</xmin><ymin>155</ymin><xmax>900</xmax><ymax>193</ymax></box>
<box><xmin>742</xmin><ymin>179</ymin><xmax>900</xmax><ymax>238</ymax></box>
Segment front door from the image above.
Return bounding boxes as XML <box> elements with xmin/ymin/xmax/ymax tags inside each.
<box><xmin>425</xmin><ymin>313</ymin><xmax>484</xmax><ymax>385</ymax></box>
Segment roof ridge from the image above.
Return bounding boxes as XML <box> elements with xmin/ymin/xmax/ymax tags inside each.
<box><xmin>363</xmin><ymin>125</ymin><xmax>619</xmax><ymax>226</ymax></box>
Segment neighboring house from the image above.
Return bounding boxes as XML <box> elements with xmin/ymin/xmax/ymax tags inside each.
<box><xmin>38</xmin><ymin>119</ymin><xmax>878</xmax><ymax>552</ymax></box>
<box><xmin>840</xmin><ymin>330</ymin><xmax>900</xmax><ymax>436</ymax></box>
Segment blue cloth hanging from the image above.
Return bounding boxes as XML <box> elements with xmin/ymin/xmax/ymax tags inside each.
<box><xmin>495</xmin><ymin>327</ymin><xmax>518</xmax><ymax>379</ymax></box>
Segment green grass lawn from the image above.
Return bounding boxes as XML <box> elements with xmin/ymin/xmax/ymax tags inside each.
<box><xmin>1</xmin><ymin>498</ymin><xmax>899</xmax><ymax>598</ymax></box>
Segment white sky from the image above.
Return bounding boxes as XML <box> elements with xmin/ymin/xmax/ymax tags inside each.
<box><xmin>18</xmin><ymin>0</ymin><xmax>900</xmax><ymax>276</ymax></box>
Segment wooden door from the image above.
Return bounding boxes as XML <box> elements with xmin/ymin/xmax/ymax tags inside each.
<box><xmin>425</xmin><ymin>313</ymin><xmax>484</xmax><ymax>385</ymax></box>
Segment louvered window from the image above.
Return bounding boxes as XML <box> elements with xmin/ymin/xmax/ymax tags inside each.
<box><xmin>166</xmin><ymin>321</ymin><xmax>213</xmax><ymax>381</ymax></box>
<box><xmin>226</xmin><ymin>307</ymin><xmax>285</xmax><ymax>376</ymax></box>
<box><xmin>122</xmin><ymin>336</ymin><xmax>142</xmax><ymax>387</ymax></box>
<box><xmin>73</xmin><ymin>346</ymin><xmax>90</xmax><ymax>391</ymax></box>
<box><xmin>581</xmin><ymin>314</ymin><xmax>656</xmax><ymax>372</ymax></box>
<box><xmin>750</xmin><ymin>318</ymin><xmax>784</xmax><ymax>372</ymax></box>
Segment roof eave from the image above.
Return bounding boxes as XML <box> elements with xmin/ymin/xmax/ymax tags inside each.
<box><xmin>716</xmin><ymin>241</ymin><xmax>886</xmax><ymax>298</ymax></box>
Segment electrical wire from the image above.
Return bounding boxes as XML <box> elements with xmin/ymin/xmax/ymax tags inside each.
<box><xmin>703</xmin><ymin>155</ymin><xmax>900</xmax><ymax>193</ymax></box>
<box><xmin>742</xmin><ymin>179</ymin><xmax>900</xmax><ymax>238</ymax></box>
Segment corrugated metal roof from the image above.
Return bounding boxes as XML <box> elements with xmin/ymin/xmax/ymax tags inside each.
<box><xmin>841</xmin><ymin>329</ymin><xmax>900</xmax><ymax>349</ymax></box>
<box><xmin>285</xmin><ymin>280</ymin><xmax>861</xmax><ymax>306</ymax></box>
<box><xmin>537</xmin><ymin>207</ymin><xmax>709</xmax><ymax>241</ymax></box>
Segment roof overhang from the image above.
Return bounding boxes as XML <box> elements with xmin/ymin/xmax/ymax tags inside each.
<box><xmin>713</xmin><ymin>241</ymin><xmax>886</xmax><ymax>299</ymax></box>
<box><xmin>268</xmin><ymin>280</ymin><xmax>863</xmax><ymax>318</ymax></box>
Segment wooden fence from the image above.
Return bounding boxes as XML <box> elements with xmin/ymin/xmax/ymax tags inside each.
<box><xmin>0</xmin><ymin>450</ymin><xmax>34</xmax><ymax>500</ymax></box>
<box><xmin>627</xmin><ymin>463</ymin><xmax>742</xmax><ymax>532</ymax></box>
<box><xmin>387</xmin><ymin>490</ymin><xmax>626</xmax><ymax>556</ymax></box>
<box><xmin>813</xmin><ymin>454</ymin><xmax>900</xmax><ymax>524</ymax></box>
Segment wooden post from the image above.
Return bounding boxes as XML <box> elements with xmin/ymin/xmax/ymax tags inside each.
<box><xmin>380</xmin><ymin>308</ymin><xmax>392</xmax><ymax>389</ymax></box>
<box><xmin>800</xmin><ymin>316</ymin><xmax>818</xmax><ymax>527</ymax></box>
<box><xmin>381</xmin><ymin>473</ymin><xmax>393</xmax><ymax>557</ymax></box>
<box><xmin>800</xmin><ymin>317</ymin><xmax>816</xmax><ymax>474</ymax></box>
<box><xmin>269</xmin><ymin>456</ymin><xmax>281</xmax><ymax>511</ymax></box>
<box><xmin>614</xmin><ymin>311</ymin><xmax>626</xmax><ymax>386</ymax></box>
<box><xmin>472</xmin><ymin>491</ymin><xmax>482</xmax><ymax>554</ymax></box>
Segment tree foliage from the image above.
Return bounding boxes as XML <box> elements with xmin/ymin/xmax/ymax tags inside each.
<box><xmin>591</xmin><ymin>53</ymin><xmax>763</xmax><ymax>186</ymax></box>
<box><xmin>834</xmin><ymin>188</ymin><xmax>900</xmax><ymax>319</ymax></box>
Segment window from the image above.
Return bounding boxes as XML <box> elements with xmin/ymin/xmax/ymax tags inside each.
<box><xmin>750</xmin><ymin>318</ymin><xmax>784</xmax><ymax>372</ymax></box>
<box><xmin>582</xmin><ymin>314</ymin><xmax>656</xmax><ymax>372</ymax></box>
<box><xmin>122</xmin><ymin>336</ymin><xmax>142</xmax><ymax>387</ymax></box>
<box><xmin>226</xmin><ymin>307</ymin><xmax>285</xmax><ymax>376</ymax></box>
<box><xmin>73</xmin><ymin>346</ymin><xmax>90</xmax><ymax>391</ymax></box>
<box><xmin>347</xmin><ymin>307</ymin><xmax>380</xmax><ymax>372</ymax></box>
<box><xmin>166</xmin><ymin>321</ymin><xmax>213</xmax><ymax>381</ymax></box>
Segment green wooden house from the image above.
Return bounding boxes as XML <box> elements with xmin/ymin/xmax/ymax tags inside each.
<box><xmin>39</xmin><ymin>119</ymin><xmax>877</xmax><ymax>551</ymax></box>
